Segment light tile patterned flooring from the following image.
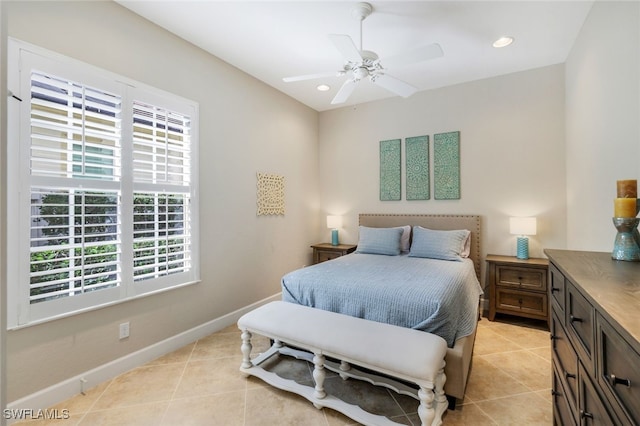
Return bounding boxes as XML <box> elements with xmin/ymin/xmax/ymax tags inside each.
<box><xmin>16</xmin><ymin>315</ymin><xmax>552</xmax><ymax>425</ymax></box>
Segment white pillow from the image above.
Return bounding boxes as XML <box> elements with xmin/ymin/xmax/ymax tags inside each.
<box><xmin>409</xmin><ymin>226</ymin><xmax>471</xmax><ymax>261</ymax></box>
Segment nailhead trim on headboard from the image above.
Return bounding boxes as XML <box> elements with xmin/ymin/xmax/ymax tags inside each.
<box><xmin>358</xmin><ymin>214</ymin><xmax>482</xmax><ymax>281</ymax></box>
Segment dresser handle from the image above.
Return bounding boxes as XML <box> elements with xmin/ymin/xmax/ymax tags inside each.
<box><xmin>565</xmin><ymin>372</ymin><xmax>576</xmax><ymax>380</ymax></box>
<box><xmin>607</xmin><ymin>374</ymin><xmax>631</xmax><ymax>388</ymax></box>
<box><xmin>570</xmin><ymin>314</ymin><xmax>583</xmax><ymax>323</ymax></box>
<box><xmin>551</xmin><ymin>389</ymin><xmax>562</xmax><ymax>397</ymax></box>
<box><xmin>580</xmin><ymin>410</ymin><xmax>594</xmax><ymax>419</ymax></box>
<box><xmin>550</xmin><ymin>334</ymin><xmax>557</xmax><ymax>341</ymax></box>
<box><xmin>551</xmin><ymin>287</ymin><xmax>560</xmax><ymax>293</ymax></box>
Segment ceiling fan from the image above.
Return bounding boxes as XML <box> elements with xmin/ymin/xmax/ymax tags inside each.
<box><xmin>283</xmin><ymin>2</ymin><xmax>444</xmax><ymax>105</ymax></box>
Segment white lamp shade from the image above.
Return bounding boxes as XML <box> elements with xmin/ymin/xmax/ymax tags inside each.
<box><xmin>326</xmin><ymin>215</ymin><xmax>342</xmax><ymax>229</ymax></box>
<box><xmin>510</xmin><ymin>217</ymin><xmax>537</xmax><ymax>236</ymax></box>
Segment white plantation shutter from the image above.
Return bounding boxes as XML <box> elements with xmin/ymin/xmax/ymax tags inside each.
<box><xmin>132</xmin><ymin>101</ymin><xmax>191</xmax><ymax>185</ymax></box>
<box><xmin>132</xmin><ymin>101</ymin><xmax>193</xmax><ymax>286</ymax></box>
<box><xmin>30</xmin><ymin>189</ymin><xmax>121</xmax><ymax>303</ymax></box>
<box><xmin>8</xmin><ymin>40</ymin><xmax>199</xmax><ymax>327</ymax></box>
<box><xmin>28</xmin><ymin>71</ymin><xmax>123</xmax><ymax>305</ymax></box>
<box><xmin>132</xmin><ymin>193</ymin><xmax>191</xmax><ymax>281</ymax></box>
<box><xmin>30</xmin><ymin>71</ymin><xmax>121</xmax><ymax>181</ymax></box>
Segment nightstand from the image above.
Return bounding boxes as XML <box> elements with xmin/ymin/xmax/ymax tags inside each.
<box><xmin>311</xmin><ymin>243</ymin><xmax>357</xmax><ymax>264</ymax></box>
<box><xmin>486</xmin><ymin>254</ymin><xmax>549</xmax><ymax>326</ymax></box>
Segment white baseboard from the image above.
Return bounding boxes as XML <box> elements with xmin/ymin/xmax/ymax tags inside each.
<box><xmin>6</xmin><ymin>293</ymin><xmax>281</xmax><ymax>421</ymax></box>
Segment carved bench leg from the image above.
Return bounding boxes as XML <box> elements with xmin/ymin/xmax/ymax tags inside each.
<box><xmin>434</xmin><ymin>368</ymin><xmax>447</xmax><ymax>409</ymax></box>
<box><xmin>339</xmin><ymin>360</ymin><xmax>351</xmax><ymax>380</ymax></box>
<box><xmin>312</xmin><ymin>352</ymin><xmax>326</xmax><ymax>408</ymax></box>
<box><xmin>418</xmin><ymin>385</ymin><xmax>435</xmax><ymax>426</ymax></box>
<box><xmin>240</xmin><ymin>329</ymin><xmax>253</xmax><ymax>373</ymax></box>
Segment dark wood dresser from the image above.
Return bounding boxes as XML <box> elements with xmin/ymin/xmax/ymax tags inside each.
<box><xmin>545</xmin><ymin>249</ymin><xmax>640</xmax><ymax>425</ymax></box>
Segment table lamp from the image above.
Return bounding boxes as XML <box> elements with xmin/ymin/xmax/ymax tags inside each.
<box><xmin>510</xmin><ymin>217</ymin><xmax>537</xmax><ymax>260</ymax></box>
<box><xmin>326</xmin><ymin>215</ymin><xmax>342</xmax><ymax>246</ymax></box>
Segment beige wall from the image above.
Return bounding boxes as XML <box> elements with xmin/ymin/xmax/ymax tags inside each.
<box><xmin>5</xmin><ymin>1</ymin><xmax>319</xmax><ymax>401</ymax></box>
<box><xmin>565</xmin><ymin>1</ymin><xmax>640</xmax><ymax>250</ymax></box>
<box><xmin>318</xmin><ymin>64</ymin><xmax>568</xmax><ymax>287</ymax></box>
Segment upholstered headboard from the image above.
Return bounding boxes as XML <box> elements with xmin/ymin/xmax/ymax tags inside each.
<box><xmin>358</xmin><ymin>214</ymin><xmax>482</xmax><ymax>280</ymax></box>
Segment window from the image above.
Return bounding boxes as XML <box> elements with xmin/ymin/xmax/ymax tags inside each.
<box><xmin>7</xmin><ymin>39</ymin><xmax>199</xmax><ymax>328</ymax></box>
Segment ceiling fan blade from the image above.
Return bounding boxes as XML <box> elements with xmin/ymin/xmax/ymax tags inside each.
<box><xmin>331</xmin><ymin>79</ymin><xmax>357</xmax><ymax>104</ymax></box>
<box><xmin>372</xmin><ymin>74</ymin><xmax>418</xmax><ymax>98</ymax></box>
<box><xmin>382</xmin><ymin>43</ymin><xmax>444</xmax><ymax>69</ymax></box>
<box><xmin>283</xmin><ymin>71</ymin><xmax>340</xmax><ymax>83</ymax></box>
<box><xmin>328</xmin><ymin>34</ymin><xmax>363</xmax><ymax>63</ymax></box>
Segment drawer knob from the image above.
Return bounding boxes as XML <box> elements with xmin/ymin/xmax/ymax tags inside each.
<box><xmin>607</xmin><ymin>374</ymin><xmax>631</xmax><ymax>388</ymax></box>
<box><xmin>570</xmin><ymin>314</ymin><xmax>583</xmax><ymax>323</ymax></box>
<box><xmin>580</xmin><ymin>410</ymin><xmax>594</xmax><ymax>419</ymax></box>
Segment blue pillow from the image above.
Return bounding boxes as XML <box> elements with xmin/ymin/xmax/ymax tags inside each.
<box><xmin>409</xmin><ymin>226</ymin><xmax>471</xmax><ymax>261</ymax></box>
<box><xmin>355</xmin><ymin>226</ymin><xmax>404</xmax><ymax>256</ymax></box>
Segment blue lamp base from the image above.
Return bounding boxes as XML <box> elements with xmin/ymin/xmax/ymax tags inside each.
<box><xmin>516</xmin><ymin>236</ymin><xmax>529</xmax><ymax>259</ymax></box>
<box><xmin>331</xmin><ymin>229</ymin><xmax>339</xmax><ymax>246</ymax></box>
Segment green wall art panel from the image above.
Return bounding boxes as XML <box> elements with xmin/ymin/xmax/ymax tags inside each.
<box><xmin>434</xmin><ymin>131</ymin><xmax>461</xmax><ymax>200</ymax></box>
<box><xmin>379</xmin><ymin>139</ymin><xmax>401</xmax><ymax>201</ymax></box>
<box><xmin>405</xmin><ymin>135</ymin><xmax>430</xmax><ymax>200</ymax></box>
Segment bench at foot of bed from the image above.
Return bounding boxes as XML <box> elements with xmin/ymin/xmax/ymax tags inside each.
<box><xmin>237</xmin><ymin>301</ymin><xmax>448</xmax><ymax>426</ymax></box>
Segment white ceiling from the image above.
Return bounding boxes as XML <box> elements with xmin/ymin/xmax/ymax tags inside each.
<box><xmin>117</xmin><ymin>1</ymin><xmax>594</xmax><ymax>112</ymax></box>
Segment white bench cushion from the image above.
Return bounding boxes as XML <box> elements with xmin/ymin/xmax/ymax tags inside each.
<box><xmin>238</xmin><ymin>301</ymin><xmax>447</xmax><ymax>383</ymax></box>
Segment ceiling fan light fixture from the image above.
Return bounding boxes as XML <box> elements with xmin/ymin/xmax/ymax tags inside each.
<box><xmin>493</xmin><ymin>36</ymin><xmax>514</xmax><ymax>48</ymax></box>
<box><xmin>316</xmin><ymin>84</ymin><xmax>331</xmax><ymax>92</ymax></box>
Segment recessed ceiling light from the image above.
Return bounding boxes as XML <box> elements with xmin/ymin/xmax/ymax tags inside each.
<box><xmin>493</xmin><ymin>36</ymin><xmax>514</xmax><ymax>48</ymax></box>
<box><xmin>316</xmin><ymin>84</ymin><xmax>331</xmax><ymax>92</ymax></box>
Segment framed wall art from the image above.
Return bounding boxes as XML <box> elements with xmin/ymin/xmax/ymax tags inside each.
<box><xmin>433</xmin><ymin>131</ymin><xmax>460</xmax><ymax>200</ymax></box>
<box><xmin>405</xmin><ymin>135</ymin><xmax>430</xmax><ymax>200</ymax></box>
<box><xmin>379</xmin><ymin>139</ymin><xmax>401</xmax><ymax>201</ymax></box>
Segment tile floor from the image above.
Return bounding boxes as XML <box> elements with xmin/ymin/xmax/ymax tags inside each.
<box><xmin>15</xmin><ymin>314</ymin><xmax>552</xmax><ymax>425</ymax></box>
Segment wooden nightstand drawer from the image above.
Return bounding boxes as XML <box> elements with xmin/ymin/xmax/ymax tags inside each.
<box><xmin>311</xmin><ymin>243</ymin><xmax>357</xmax><ymax>264</ymax></box>
<box><xmin>486</xmin><ymin>255</ymin><xmax>549</xmax><ymax>325</ymax></box>
<box><xmin>316</xmin><ymin>250</ymin><xmax>342</xmax><ymax>263</ymax></box>
<box><xmin>495</xmin><ymin>287</ymin><xmax>548</xmax><ymax>318</ymax></box>
<box><xmin>496</xmin><ymin>265</ymin><xmax>547</xmax><ymax>291</ymax></box>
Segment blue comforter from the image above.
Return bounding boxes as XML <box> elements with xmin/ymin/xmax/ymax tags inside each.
<box><xmin>281</xmin><ymin>253</ymin><xmax>483</xmax><ymax>348</ymax></box>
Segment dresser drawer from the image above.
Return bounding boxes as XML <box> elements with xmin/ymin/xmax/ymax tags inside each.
<box><xmin>496</xmin><ymin>265</ymin><xmax>547</xmax><ymax>291</ymax></box>
<box><xmin>579</xmin><ymin>362</ymin><xmax>618</xmax><ymax>425</ymax></box>
<box><xmin>597</xmin><ymin>313</ymin><xmax>640</xmax><ymax>424</ymax></box>
<box><xmin>566</xmin><ymin>281</ymin><xmax>595</xmax><ymax>373</ymax></box>
<box><xmin>552</xmin><ymin>364</ymin><xmax>577</xmax><ymax>426</ymax></box>
<box><xmin>549</xmin><ymin>263</ymin><xmax>566</xmax><ymax>317</ymax></box>
<box><xmin>551</xmin><ymin>312</ymin><xmax>578</xmax><ymax>412</ymax></box>
<box><xmin>495</xmin><ymin>287</ymin><xmax>548</xmax><ymax>318</ymax></box>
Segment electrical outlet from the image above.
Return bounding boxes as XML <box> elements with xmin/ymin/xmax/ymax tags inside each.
<box><xmin>119</xmin><ymin>322</ymin><xmax>130</xmax><ymax>339</ymax></box>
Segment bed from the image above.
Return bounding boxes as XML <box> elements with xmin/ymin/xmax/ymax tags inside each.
<box><xmin>281</xmin><ymin>214</ymin><xmax>483</xmax><ymax>403</ymax></box>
